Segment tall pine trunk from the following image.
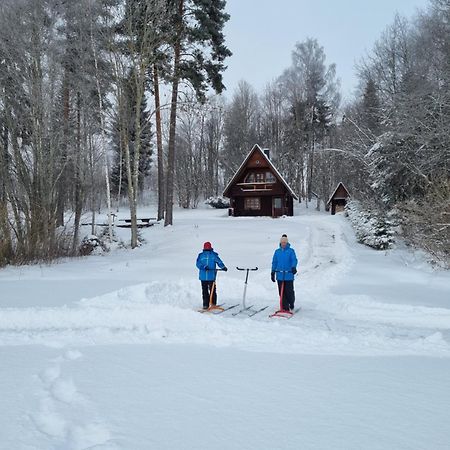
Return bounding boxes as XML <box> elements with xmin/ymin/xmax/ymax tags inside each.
<box><xmin>164</xmin><ymin>0</ymin><xmax>184</xmax><ymax>226</ymax></box>
<box><xmin>154</xmin><ymin>64</ymin><xmax>165</xmax><ymax>221</ymax></box>
<box><xmin>129</xmin><ymin>74</ymin><xmax>145</xmax><ymax>248</ymax></box>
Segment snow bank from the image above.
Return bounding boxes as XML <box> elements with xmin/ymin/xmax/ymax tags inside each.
<box><xmin>346</xmin><ymin>200</ymin><xmax>394</xmax><ymax>250</ymax></box>
<box><xmin>0</xmin><ymin>282</ymin><xmax>449</xmax><ymax>357</ymax></box>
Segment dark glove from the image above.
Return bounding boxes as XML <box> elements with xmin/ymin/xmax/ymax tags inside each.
<box><xmin>271</xmin><ymin>271</ymin><xmax>276</xmax><ymax>282</ymax></box>
<box><xmin>292</xmin><ymin>267</ymin><xmax>297</xmax><ymax>275</ymax></box>
<box><xmin>222</xmin><ymin>267</ymin><xmax>228</xmax><ymax>272</ymax></box>
<box><xmin>204</xmin><ymin>266</ymin><xmax>209</xmax><ymax>270</ymax></box>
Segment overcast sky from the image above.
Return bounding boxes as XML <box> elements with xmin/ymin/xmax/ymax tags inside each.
<box><xmin>222</xmin><ymin>0</ymin><xmax>431</xmax><ymax>103</ymax></box>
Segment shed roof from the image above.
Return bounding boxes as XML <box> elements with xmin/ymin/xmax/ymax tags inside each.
<box><xmin>327</xmin><ymin>182</ymin><xmax>350</xmax><ymax>206</ymax></box>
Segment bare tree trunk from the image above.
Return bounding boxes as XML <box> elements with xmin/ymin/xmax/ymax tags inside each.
<box><xmin>0</xmin><ymin>111</ymin><xmax>12</xmax><ymax>266</ymax></box>
<box><xmin>88</xmin><ymin>132</ymin><xmax>96</xmax><ymax>236</ymax></box>
<box><xmin>72</xmin><ymin>92</ymin><xmax>83</xmax><ymax>253</ymax></box>
<box><xmin>122</xmin><ymin>130</ymin><xmax>137</xmax><ymax>246</ymax></box>
<box><xmin>164</xmin><ymin>72</ymin><xmax>180</xmax><ymax>225</ymax></box>
<box><xmin>56</xmin><ymin>69</ymin><xmax>70</xmax><ymax>227</ymax></box>
<box><xmin>88</xmin><ymin>1</ymin><xmax>113</xmax><ymax>242</ymax></box>
<box><xmin>117</xmin><ymin>138</ymin><xmax>123</xmax><ymax>212</ymax></box>
<box><xmin>164</xmin><ymin>0</ymin><xmax>184</xmax><ymax>226</ymax></box>
<box><xmin>154</xmin><ymin>64</ymin><xmax>165</xmax><ymax>221</ymax></box>
<box><xmin>129</xmin><ymin>69</ymin><xmax>146</xmax><ymax>248</ymax></box>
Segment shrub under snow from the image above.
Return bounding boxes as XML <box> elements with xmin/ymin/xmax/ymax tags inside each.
<box><xmin>79</xmin><ymin>235</ymin><xmax>106</xmax><ymax>256</ymax></box>
<box><xmin>345</xmin><ymin>200</ymin><xmax>394</xmax><ymax>250</ymax></box>
<box><xmin>205</xmin><ymin>196</ymin><xmax>230</xmax><ymax>209</ymax></box>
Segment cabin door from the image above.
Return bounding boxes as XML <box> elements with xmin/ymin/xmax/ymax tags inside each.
<box><xmin>272</xmin><ymin>197</ymin><xmax>283</xmax><ymax>217</ymax></box>
<box><xmin>335</xmin><ymin>201</ymin><xmax>345</xmax><ymax>213</ymax></box>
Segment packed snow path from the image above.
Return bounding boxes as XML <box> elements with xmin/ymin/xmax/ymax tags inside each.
<box><xmin>1</xmin><ymin>209</ymin><xmax>449</xmax><ymax>356</ymax></box>
<box><xmin>1</xmin><ymin>207</ymin><xmax>449</xmax><ymax>449</ymax></box>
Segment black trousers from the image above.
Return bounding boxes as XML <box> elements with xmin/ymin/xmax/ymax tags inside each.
<box><xmin>277</xmin><ymin>280</ymin><xmax>295</xmax><ymax>310</ymax></box>
<box><xmin>201</xmin><ymin>280</ymin><xmax>217</xmax><ymax>308</ymax></box>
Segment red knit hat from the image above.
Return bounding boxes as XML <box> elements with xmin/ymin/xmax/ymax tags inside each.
<box><xmin>203</xmin><ymin>241</ymin><xmax>212</xmax><ymax>250</ymax></box>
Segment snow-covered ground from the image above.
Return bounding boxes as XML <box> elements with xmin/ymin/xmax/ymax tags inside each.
<box><xmin>1</xmin><ymin>205</ymin><xmax>449</xmax><ymax>450</ymax></box>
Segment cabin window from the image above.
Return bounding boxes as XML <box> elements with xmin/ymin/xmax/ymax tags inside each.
<box><xmin>244</xmin><ymin>171</ymin><xmax>275</xmax><ymax>183</ymax></box>
<box><xmin>244</xmin><ymin>197</ymin><xmax>261</xmax><ymax>210</ymax></box>
<box><xmin>274</xmin><ymin>197</ymin><xmax>282</xmax><ymax>209</ymax></box>
<box><xmin>266</xmin><ymin>172</ymin><xmax>275</xmax><ymax>183</ymax></box>
<box><xmin>244</xmin><ymin>172</ymin><xmax>255</xmax><ymax>183</ymax></box>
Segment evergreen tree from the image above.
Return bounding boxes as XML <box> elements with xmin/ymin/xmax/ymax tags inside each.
<box><xmin>362</xmin><ymin>78</ymin><xmax>381</xmax><ymax>134</ymax></box>
<box><xmin>164</xmin><ymin>0</ymin><xmax>232</xmax><ymax>226</ymax></box>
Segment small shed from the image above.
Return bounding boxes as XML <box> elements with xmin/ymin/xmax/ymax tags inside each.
<box><xmin>327</xmin><ymin>182</ymin><xmax>350</xmax><ymax>215</ymax></box>
<box><xmin>223</xmin><ymin>144</ymin><xmax>298</xmax><ymax>217</ymax></box>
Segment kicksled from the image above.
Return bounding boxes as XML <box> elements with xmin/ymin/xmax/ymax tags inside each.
<box><xmin>198</xmin><ymin>267</ymin><xmax>299</xmax><ymax>319</ymax></box>
<box><xmin>232</xmin><ymin>267</ymin><xmax>269</xmax><ymax>317</ymax></box>
<box><xmin>269</xmin><ymin>270</ymin><xmax>300</xmax><ymax>319</ymax></box>
<box><xmin>199</xmin><ymin>267</ymin><xmax>267</xmax><ymax>316</ymax></box>
<box><xmin>198</xmin><ymin>269</ymin><xmax>240</xmax><ymax>315</ymax></box>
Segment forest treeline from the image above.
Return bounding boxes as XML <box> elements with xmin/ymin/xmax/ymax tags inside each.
<box><xmin>0</xmin><ymin>0</ymin><xmax>448</xmax><ymax>266</ymax></box>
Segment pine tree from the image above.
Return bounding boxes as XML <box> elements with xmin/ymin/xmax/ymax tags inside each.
<box><xmin>164</xmin><ymin>0</ymin><xmax>232</xmax><ymax>226</ymax></box>
<box><xmin>362</xmin><ymin>78</ymin><xmax>381</xmax><ymax>134</ymax></box>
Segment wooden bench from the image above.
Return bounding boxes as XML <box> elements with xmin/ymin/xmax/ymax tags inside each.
<box><xmin>82</xmin><ymin>216</ymin><xmax>159</xmax><ymax>228</ymax></box>
<box><xmin>117</xmin><ymin>218</ymin><xmax>159</xmax><ymax>228</ymax></box>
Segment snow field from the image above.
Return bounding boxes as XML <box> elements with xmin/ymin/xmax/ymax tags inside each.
<box><xmin>1</xmin><ymin>206</ymin><xmax>450</xmax><ymax>449</ymax></box>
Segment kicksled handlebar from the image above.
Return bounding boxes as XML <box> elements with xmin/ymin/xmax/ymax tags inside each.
<box><xmin>236</xmin><ymin>267</ymin><xmax>258</xmax><ymax>284</ymax></box>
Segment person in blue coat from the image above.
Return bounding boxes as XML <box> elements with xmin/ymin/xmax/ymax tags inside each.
<box><xmin>271</xmin><ymin>234</ymin><xmax>298</xmax><ymax>311</ymax></box>
<box><xmin>196</xmin><ymin>242</ymin><xmax>228</xmax><ymax>309</ymax></box>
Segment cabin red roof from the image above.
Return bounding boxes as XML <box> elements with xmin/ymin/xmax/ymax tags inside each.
<box><xmin>223</xmin><ymin>144</ymin><xmax>298</xmax><ymax>199</ymax></box>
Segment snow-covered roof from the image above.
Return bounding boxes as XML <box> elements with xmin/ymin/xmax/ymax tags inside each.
<box><xmin>327</xmin><ymin>182</ymin><xmax>350</xmax><ymax>206</ymax></box>
<box><xmin>223</xmin><ymin>144</ymin><xmax>298</xmax><ymax>200</ymax></box>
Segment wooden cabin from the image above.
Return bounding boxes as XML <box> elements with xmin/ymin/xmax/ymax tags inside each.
<box><xmin>223</xmin><ymin>144</ymin><xmax>298</xmax><ymax>217</ymax></box>
<box><xmin>327</xmin><ymin>182</ymin><xmax>350</xmax><ymax>215</ymax></box>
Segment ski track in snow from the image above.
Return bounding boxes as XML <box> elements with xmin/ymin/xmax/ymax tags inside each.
<box><xmin>0</xmin><ymin>214</ymin><xmax>449</xmax><ymax>358</ymax></box>
<box><xmin>31</xmin><ymin>348</ymin><xmax>118</xmax><ymax>450</ymax></box>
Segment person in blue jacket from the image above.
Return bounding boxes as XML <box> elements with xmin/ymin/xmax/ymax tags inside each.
<box><xmin>271</xmin><ymin>234</ymin><xmax>298</xmax><ymax>311</ymax></box>
<box><xmin>196</xmin><ymin>242</ymin><xmax>228</xmax><ymax>309</ymax></box>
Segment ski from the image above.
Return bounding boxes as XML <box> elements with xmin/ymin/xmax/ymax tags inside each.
<box><xmin>198</xmin><ymin>303</ymin><xmax>240</xmax><ymax>314</ymax></box>
<box><xmin>247</xmin><ymin>306</ymin><xmax>269</xmax><ymax>317</ymax></box>
<box><xmin>232</xmin><ymin>305</ymin><xmax>270</xmax><ymax>317</ymax></box>
<box><xmin>231</xmin><ymin>305</ymin><xmax>254</xmax><ymax>316</ymax></box>
<box><xmin>269</xmin><ymin>307</ymin><xmax>301</xmax><ymax>319</ymax></box>
<box><xmin>285</xmin><ymin>307</ymin><xmax>301</xmax><ymax>318</ymax></box>
<box><xmin>215</xmin><ymin>303</ymin><xmax>240</xmax><ymax>314</ymax></box>
<box><xmin>198</xmin><ymin>303</ymin><xmax>225</xmax><ymax>313</ymax></box>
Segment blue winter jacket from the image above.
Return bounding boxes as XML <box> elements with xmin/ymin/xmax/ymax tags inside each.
<box><xmin>271</xmin><ymin>243</ymin><xmax>298</xmax><ymax>281</ymax></box>
<box><xmin>196</xmin><ymin>249</ymin><xmax>226</xmax><ymax>281</ymax></box>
